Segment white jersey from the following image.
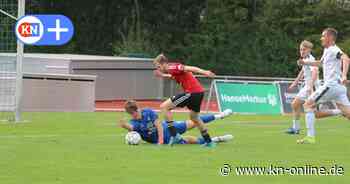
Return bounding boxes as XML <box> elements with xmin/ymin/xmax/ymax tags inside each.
<box><xmin>302</xmin><ymin>54</ymin><xmax>318</xmax><ymax>88</ymax></box>
<box><xmin>321</xmin><ymin>45</ymin><xmax>343</xmax><ymax>86</ymax></box>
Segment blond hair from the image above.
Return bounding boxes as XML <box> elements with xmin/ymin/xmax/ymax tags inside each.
<box><xmin>300</xmin><ymin>40</ymin><xmax>313</xmax><ymax>49</ymax></box>
<box><xmin>153</xmin><ymin>54</ymin><xmax>168</xmax><ymax>64</ymax></box>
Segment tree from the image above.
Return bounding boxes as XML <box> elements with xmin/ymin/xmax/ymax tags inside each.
<box><xmin>24</xmin><ymin>0</ymin><xmax>350</xmax><ymax>77</ymax></box>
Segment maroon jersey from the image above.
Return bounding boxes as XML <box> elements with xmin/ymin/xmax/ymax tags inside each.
<box><xmin>167</xmin><ymin>63</ymin><xmax>205</xmax><ymax>93</ymax></box>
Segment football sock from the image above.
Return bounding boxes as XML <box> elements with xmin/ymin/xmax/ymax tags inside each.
<box><xmin>305</xmin><ymin>111</ymin><xmax>316</xmax><ymax>137</ymax></box>
<box><xmin>292</xmin><ymin>119</ymin><xmax>300</xmax><ymax>130</ymax></box>
<box><xmin>167</xmin><ymin>121</ymin><xmax>177</xmax><ymax>137</ymax></box>
<box><xmin>201</xmin><ymin>129</ymin><xmax>212</xmax><ymax>143</ymax></box>
<box><xmin>200</xmin><ymin>115</ymin><xmax>215</xmax><ymax>124</ymax></box>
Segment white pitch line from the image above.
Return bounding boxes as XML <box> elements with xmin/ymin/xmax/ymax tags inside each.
<box><xmin>0</xmin><ymin>134</ymin><xmax>59</xmax><ymax>139</ymax></box>
<box><xmin>229</xmin><ymin>120</ymin><xmax>289</xmax><ymax>124</ymax></box>
<box><xmin>0</xmin><ymin>134</ymin><xmax>123</xmax><ymax>139</ymax></box>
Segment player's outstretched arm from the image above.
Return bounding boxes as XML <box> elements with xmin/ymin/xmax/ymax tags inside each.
<box><xmin>298</xmin><ymin>59</ymin><xmax>321</xmax><ymax>67</ymax></box>
<box><xmin>153</xmin><ymin>70</ymin><xmax>172</xmax><ymax>78</ymax></box>
<box><xmin>288</xmin><ymin>70</ymin><xmax>304</xmax><ymax>91</ymax></box>
<box><xmin>154</xmin><ymin>119</ymin><xmax>164</xmax><ymax>144</ymax></box>
<box><xmin>341</xmin><ymin>53</ymin><xmax>350</xmax><ymax>84</ymax></box>
<box><xmin>119</xmin><ymin>119</ymin><xmax>133</xmax><ymax>131</ymax></box>
<box><xmin>183</xmin><ymin>65</ymin><xmax>215</xmax><ymax>78</ymax></box>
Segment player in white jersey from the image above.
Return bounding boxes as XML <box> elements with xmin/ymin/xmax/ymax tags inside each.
<box><xmin>286</xmin><ymin>40</ymin><xmax>342</xmax><ymax>134</ymax></box>
<box><xmin>286</xmin><ymin>40</ymin><xmax>319</xmax><ymax>134</ymax></box>
<box><xmin>297</xmin><ymin>28</ymin><xmax>350</xmax><ymax>144</ymax></box>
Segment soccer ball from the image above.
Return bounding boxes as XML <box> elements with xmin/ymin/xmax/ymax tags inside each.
<box><xmin>125</xmin><ymin>131</ymin><xmax>141</xmax><ymax>145</ymax></box>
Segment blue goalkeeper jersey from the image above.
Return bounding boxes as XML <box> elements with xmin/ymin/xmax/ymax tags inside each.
<box><xmin>129</xmin><ymin>108</ymin><xmax>159</xmax><ymax>143</ymax></box>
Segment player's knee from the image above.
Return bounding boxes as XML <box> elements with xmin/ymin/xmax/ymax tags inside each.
<box><xmin>338</xmin><ymin>107</ymin><xmax>350</xmax><ymax>119</ymax></box>
<box><xmin>315</xmin><ymin>112</ymin><xmax>321</xmax><ymax>119</ymax></box>
<box><xmin>186</xmin><ymin>120</ymin><xmax>196</xmax><ymax>129</ymax></box>
<box><xmin>190</xmin><ymin>113</ymin><xmax>200</xmax><ymax>123</ymax></box>
<box><xmin>159</xmin><ymin>103</ymin><xmax>167</xmax><ymax>109</ymax></box>
<box><xmin>343</xmin><ymin>113</ymin><xmax>350</xmax><ymax>120</ymax></box>
<box><xmin>291</xmin><ymin>100</ymin><xmax>300</xmax><ymax>110</ymax></box>
<box><xmin>303</xmin><ymin>100</ymin><xmax>314</xmax><ymax>112</ymax></box>
<box><xmin>160</xmin><ymin>103</ymin><xmax>171</xmax><ymax>111</ymax></box>
<box><xmin>190</xmin><ymin>116</ymin><xmax>199</xmax><ymax>123</ymax></box>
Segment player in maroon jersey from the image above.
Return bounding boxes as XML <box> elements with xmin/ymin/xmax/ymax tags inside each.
<box><xmin>153</xmin><ymin>54</ymin><xmax>216</xmax><ymax>147</ymax></box>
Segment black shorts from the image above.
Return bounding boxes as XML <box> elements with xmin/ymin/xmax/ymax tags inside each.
<box><xmin>170</xmin><ymin>92</ymin><xmax>204</xmax><ymax>113</ymax></box>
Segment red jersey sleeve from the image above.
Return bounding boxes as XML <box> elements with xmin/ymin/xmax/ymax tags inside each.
<box><xmin>167</xmin><ymin>63</ymin><xmax>185</xmax><ymax>75</ymax></box>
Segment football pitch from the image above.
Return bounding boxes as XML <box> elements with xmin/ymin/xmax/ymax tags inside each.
<box><xmin>0</xmin><ymin>112</ymin><xmax>348</xmax><ymax>184</ymax></box>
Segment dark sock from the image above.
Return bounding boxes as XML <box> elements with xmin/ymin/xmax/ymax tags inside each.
<box><xmin>167</xmin><ymin>121</ymin><xmax>177</xmax><ymax>137</ymax></box>
<box><xmin>201</xmin><ymin>129</ymin><xmax>212</xmax><ymax>143</ymax></box>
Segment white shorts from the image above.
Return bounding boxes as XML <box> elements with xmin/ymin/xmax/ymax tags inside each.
<box><xmin>308</xmin><ymin>84</ymin><xmax>350</xmax><ymax>106</ymax></box>
<box><xmin>296</xmin><ymin>86</ymin><xmax>312</xmax><ymax>101</ymax></box>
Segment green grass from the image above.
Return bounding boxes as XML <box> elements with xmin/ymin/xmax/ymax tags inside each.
<box><xmin>0</xmin><ymin>112</ymin><xmax>349</xmax><ymax>184</ymax></box>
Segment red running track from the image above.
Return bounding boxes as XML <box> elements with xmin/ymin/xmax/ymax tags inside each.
<box><xmin>95</xmin><ymin>100</ymin><xmax>220</xmax><ymax>113</ymax></box>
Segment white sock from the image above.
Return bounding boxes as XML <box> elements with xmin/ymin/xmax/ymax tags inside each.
<box><xmin>214</xmin><ymin>114</ymin><xmax>221</xmax><ymax>120</ymax></box>
<box><xmin>214</xmin><ymin>112</ymin><xmax>226</xmax><ymax>120</ymax></box>
<box><xmin>212</xmin><ymin>136</ymin><xmax>219</xmax><ymax>142</ymax></box>
<box><xmin>212</xmin><ymin>135</ymin><xmax>233</xmax><ymax>142</ymax></box>
<box><xmin>305</xmin><ymin>112</ymin><xmax>316</xmax><ymax>137</ymax></box>
<box><xmin>292</xmin><ymin>119</ymin><xmax>300</xmax><ymax>130</ymax></box>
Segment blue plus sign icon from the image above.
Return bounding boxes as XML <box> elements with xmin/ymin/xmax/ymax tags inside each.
<box><xmin>15</xmin><ymin>14</ymin><xmax>74</xmax><ymax>45</ymax></box>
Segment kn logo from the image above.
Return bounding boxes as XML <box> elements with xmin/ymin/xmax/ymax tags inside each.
<box><xmin>15</xmin><ymin>15</ymin><xmax>74</xmax><ymax>45</ymax></box>
<box><xmin>15</xmin><ymin>15</ymin><xmax>44</xmax><ymax>44</ymax></box>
